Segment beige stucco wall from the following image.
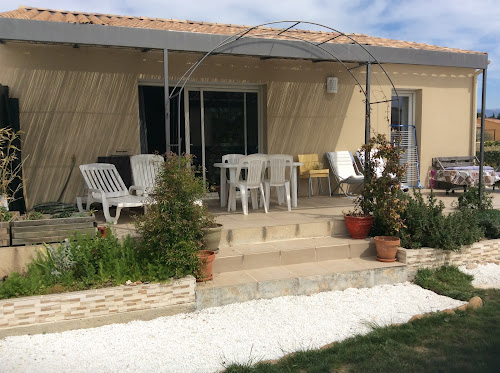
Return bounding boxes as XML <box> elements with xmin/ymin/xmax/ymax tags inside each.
<box><xmin>0</xmin><ymin>42</ymin><xmax>476</xmax><ymax>207</ymax></box>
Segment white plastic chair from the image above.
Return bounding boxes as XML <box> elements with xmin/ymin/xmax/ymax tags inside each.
<box><xmin>227</xmin><ymin>155</ymin><xmax>268</xmax><ymax>215</ymax></box>
<box><xmin>78</xmin><ymin>163</ymin><xmax>147</xmax><ymax>224</ymax></box>
<box><xmin>264</xmin><ymin>154</ymin><xmax>292</xmax><ymax>211</ymax></box>
<box><xmin>326</xmin><ymin>151</ymin><xmax>364</xmax><ymax>197</ymax></box>
<box><xmin>221</xmin><ymin>153</ymin><xmax>245</xmax><ymax>201</ymax></box>
<box><xmin>222</xmin><ymin>154</ymin><xmax>245</xmax><ymax>165</ymax></box>
<box><xmin>130</xmin><ymin>154</ymin><xmax>164</xmax><ymax>196</ymax></box>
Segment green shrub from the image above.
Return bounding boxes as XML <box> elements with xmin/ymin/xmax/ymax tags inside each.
<box><xmin>457</xmin><ymin>186</ymin><xmax>493</xmax><ymax>210</ymax></box>
<box><xmin>25</xmin><ymin>210</ymin><xmax>44</xmax><ymax>220</ymax></box>
<box><xmin>135</xmin><ymin>152</ymin><xmax>214</xmax><ymax>279</ymax></box>
<box><xmin>478</xmin><ymin>146</ymin><xmax>500</xmax><ymax>168</ymax></box>
<box><xmin>484</xmin><ymin>140</ymin><xmax>500</xmax><ymax>147</ymax></box>
<box><xmin>399</xmin><ymin>189</ymin><xmax>483</xmax><ymax>251</ymax></box>
<box><xmin>398</xmin><ymin>189</ymin><xmax>444</xmax><ymax>249</ymax></box>
<box><xmin>476</xmin><ymin>209</ymin><xmax>500</xmax><ymax>239</ymax></box>
<box><xmin>0</xmin><ymin>206</ymin><xmax>13</xmax><ymax>222</ymax></box>
<box><xmin>0</xmin><ymin>232</ymin><xmax>178</xmax><ymax>300</ymax></box>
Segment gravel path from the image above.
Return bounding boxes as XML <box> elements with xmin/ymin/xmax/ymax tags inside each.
<box><xmin>0</xmin><ymin>282</ymin><xmax>465</xmax><ymax>373</ymax></box>
<box><xmin>459</xmin><ymin>262</ymin><xmax>500</xmax><ymax>288</ymax></box>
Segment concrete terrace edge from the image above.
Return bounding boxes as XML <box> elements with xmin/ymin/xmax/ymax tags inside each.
<box><xmin>196</xmin><ymin>265</ymin><xmax>408</xmax><ymax>310</ymax></box>
<box><xmin>0</xmin><ymin>276</ymin><xmax>196</xmax><ymax>338</ymax></box>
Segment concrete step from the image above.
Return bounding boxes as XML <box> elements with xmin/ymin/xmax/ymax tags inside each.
<box><xmin>213</xmin><ymin>236</ymin><xmax>376</xmax><ymax>274</ymax></box>
<box><xmin>220</xmin><ymin>217</ymin><xmax>348</xmax><ymax>248</ymax></box>
<box><xmin>197</xmin><ymin>257</ymin><xmax>408</xmax><ymax>309</ymax></box>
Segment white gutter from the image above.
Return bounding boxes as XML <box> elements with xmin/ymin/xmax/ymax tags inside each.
<box><xmin>472</xmin><ymin>69</ymin><xmax>482</xmax><ymax>155</ymax></box>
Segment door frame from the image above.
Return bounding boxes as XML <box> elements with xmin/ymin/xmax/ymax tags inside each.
<box><xmin>137</xmin><ymin>80</ymin><xmax>264</xmax><ymax>180</ymax></box>
<box><xmin>183</xmin><ymin>83</ymin><xmax>264</xmax><ymax>183</ymax></box>
<box><xmin>392</xmin><ymin>89</ymin><xmax>415</xmax><ymax>126</ymax></box>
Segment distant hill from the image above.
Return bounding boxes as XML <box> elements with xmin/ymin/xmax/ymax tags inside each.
<box><xmin>479</xmin><ymin>109</ymin><xmax>500</xmax><ymax>117</ymax></box>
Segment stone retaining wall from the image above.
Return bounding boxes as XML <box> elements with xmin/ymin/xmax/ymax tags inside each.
<box><xmin>397</xmin><ymin>239</ymin><xmax>500</xmax><ymax>277</ymax></box>
<box><xmin>0</xmin><ymin>276</ymin><xmax>196</xmax><ymax>329</ymax></box>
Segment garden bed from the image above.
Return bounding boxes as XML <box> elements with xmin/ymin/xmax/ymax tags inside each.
<box><xmin>0</xmin><ymin>211</ymin><xmax>19</xmax><ymax>247</ymax></box>
<box><xmin>10</xmin><ymin>214</ymin><xmax>95</xmax><ymax>246</ymax></box>
<box><xmin>397</xmin><ymin>238</ymin><xmax>500</xmax><ymax>277</ymax></box>
<box><xmin>0</xmin><ymin>276</ymin><xmax>195</xmax><ymax>329</ymax></box>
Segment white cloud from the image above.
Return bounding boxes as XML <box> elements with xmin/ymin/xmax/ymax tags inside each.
<box><xmin>0</xmin><ymin>0</ymin><xmax>498</xmax><ymax>105</ymax></box>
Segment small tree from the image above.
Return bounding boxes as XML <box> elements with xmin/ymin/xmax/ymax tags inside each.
<box><xmin>0</xmin><ymin>128</ymin><xmax>23</xmax><ymax>208</ymax></box>
<box><xmin>135</xmin><ymin>152</ymin><xmax>214</xmax><ymax>278</ymax></box>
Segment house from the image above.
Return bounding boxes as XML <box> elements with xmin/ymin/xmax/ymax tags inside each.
<box><xmin>476</xmin><ymin>117</ymin><xmax>500</xmax><ymax>141</ymax></box>
<box><xmin>0</xmin><ymin>6</ymin><xmax>488</xmax><ymax>208</ymax></box>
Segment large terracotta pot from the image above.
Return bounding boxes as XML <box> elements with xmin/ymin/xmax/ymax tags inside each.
<box><xmin>374</xmin><ymin>236</ymin><xmax>400</xmax><ymax>262</ymax></box>
<box><xmin>344</xmin><ymin>215</ymin><xmax>374</xmax><ymax>239</ymax></box>
<box><xmin>196</xmin><ymin>250</ymin><xmax>216</xmax><ymax>282</ymax></box>
<box><xmin>202</xmin><ymin>223</ymin><xmax>223</xmax><ymax>252</ymax></box>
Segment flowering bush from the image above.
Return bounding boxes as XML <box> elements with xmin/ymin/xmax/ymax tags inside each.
<box><xmin>358</xmin><ymin>133</ymin><xmax>408</xmax><ymax>236</ymax></box>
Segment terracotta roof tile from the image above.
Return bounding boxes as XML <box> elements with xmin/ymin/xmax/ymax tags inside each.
<box><xmin>0</xmin><ymin>6</ymin><xmax>485</xmax><ymax>55</ymax></box>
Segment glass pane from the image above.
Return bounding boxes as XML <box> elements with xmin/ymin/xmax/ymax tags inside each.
<box><xmin>246</xmin><ymin>92</ymin><xmax>259</xmax><ymax>154</ymax></box>
<box><xmin>189</xmin><ymin>91</ymin><xmax>202</xmax><ymax>169</ymax></box>
<box><xmin>391</xmin><ymin>95</ymin><xmax>409</xmax><ymax>126</ymax></box>
<box><xmin>169</xmin><ymin>87</ymin><xmax>186</xmax><ymax>155</ymax></box>
<box><xmin>204</xmin><ymin>91</ymin><xmax>245</xmax><ymax>187</ymax></box>
<box><xmin>137</xmin><ymin>85</ymin><xmax>185</xmax><ymax>155</ymax></box>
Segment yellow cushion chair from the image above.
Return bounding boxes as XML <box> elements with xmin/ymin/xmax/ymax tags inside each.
<box><xmin>297</xmin><ymin>154</ymin><xmax>331</xmax><ymax>198</ymax></box>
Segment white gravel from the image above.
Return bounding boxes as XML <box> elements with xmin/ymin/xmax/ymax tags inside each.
<box><xmin>0</xmin><ymin>282</ymin><xmax>465</xmax><ymax>373</ymax></box>
<box><xmin>459</xmin><ymin>262</ymin><xmax>500</xmax><ymax>288</ymax></box>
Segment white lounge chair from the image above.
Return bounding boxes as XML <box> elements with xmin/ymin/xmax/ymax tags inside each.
<box><xmin>130</xmin><ymin>154</ymin><xmax>164</xmax><ymax>196</ymax></box>
<box><xmin>227</xmin><ymin>155</ymin><xmax>268</xmax><ymax>215</ymax></box>
<box><xmin>264</xmin><ymin>154</ymin><xmax>292</xmax><ymax>211</ymax></box>
<box><xmin>78</xmin><ymin>163</ymin><xmax>147</xmax><ymax>224</ymax></box>
<box><xmin>326</xmin><ymin>151</ymin><xmax>364</xmax><ymax>197</ymax></box>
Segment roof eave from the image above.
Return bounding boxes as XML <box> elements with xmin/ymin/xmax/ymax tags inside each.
<box><xmin>0</xmin><ymin>17</ymin><xmax>489</xmax><ymax>69</ymax></box>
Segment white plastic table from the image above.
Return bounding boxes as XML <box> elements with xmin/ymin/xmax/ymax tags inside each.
<box><xmin>213</xmin><ymin>161</ymin><xmax>303</xmax><ymax>208</ymax></box>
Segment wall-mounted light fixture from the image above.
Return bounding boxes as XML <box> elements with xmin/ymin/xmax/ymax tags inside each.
<box><xmin>326</xmin><ymin>76</ymin><xmax>338</xmax><ymax>93</ymax></box>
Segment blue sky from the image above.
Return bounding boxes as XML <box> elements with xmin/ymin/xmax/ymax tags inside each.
<box><xmin>1</xmin><ymin>0</ymin><xmax>499</xmax><ymax>110</ymax></box>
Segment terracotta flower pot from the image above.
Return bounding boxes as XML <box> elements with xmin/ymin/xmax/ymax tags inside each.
<box><xmin>196</xmin><ymin>250</ymin><xmax>216</xmax><ymax>282</ymax></box>
<box><xmin>374</xmin><ymin>236</ymin><xmax>400</xmax><ymax>262</ymax></box>
<box><xmin>202</xmin><ymin>223</ymin><xmax>223</xmax><ymax>252</ymax></box>
<box><xmin>344</xmin><ymin>215</ymin><xmax>374</xmax><ymax>239</ymax></box>
<box><xmin>97</xmin><ymin>226</ymin><xmax>107</xmax><ymax>238</ymax></box>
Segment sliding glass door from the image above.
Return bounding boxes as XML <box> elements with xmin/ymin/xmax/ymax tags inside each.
<box><xmin>186</xmin><ymin>89</ymin><xmax>259</xmax><ymax>187</ymax></box>
<box><xmin>138</xmin><ymin>85</ymin><xmax>260</xmax><ymax>187</ymax></box>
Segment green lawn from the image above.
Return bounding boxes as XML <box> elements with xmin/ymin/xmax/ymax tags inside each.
<box><xmin>224</xmin><ymin>267</ymin><xmax>500</xmax><ymax>373</ymax></box>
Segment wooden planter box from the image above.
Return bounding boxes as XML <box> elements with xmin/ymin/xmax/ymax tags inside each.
<box><xmin>0</xmin><ymin>211</ymin><xmax>19</xmax><ymax>247</ymax></box>
<box><xmin>11</xmin><ymin>215</ymin><xmax>96</xmax><ymax>246</ymax></box>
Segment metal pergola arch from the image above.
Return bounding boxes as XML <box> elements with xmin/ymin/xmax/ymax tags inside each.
<box><xmin>166</xmin><ymin>20</ymin><xmax>401</xmax><ymax>182</ymax></box>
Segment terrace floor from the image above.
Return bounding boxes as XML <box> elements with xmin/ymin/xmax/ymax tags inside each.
<box><xmin>104</xmin><ymin>187</ymin><xmax>500</xmax><ymax>238</ymax></box>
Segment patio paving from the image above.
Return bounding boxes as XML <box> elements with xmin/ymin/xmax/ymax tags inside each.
<box><xmin>102</xmin><ymin>187</ymin><xmax>500</xmax><ymax>238</ymax></box>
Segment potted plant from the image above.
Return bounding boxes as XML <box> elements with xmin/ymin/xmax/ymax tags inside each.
<box><xmin>135</xmin><ymin>152</ymin><xmax>219</xmax><ymax>282</ymax></box>
<box><xmin>364</xmin><ymin>134</ymin><xmax>408</xmax><ymax>261</ymax></box>
<box><xmin>343</xmin><ymin>146</ymin><xmax>378</xmax><ymax>239</ymax></box>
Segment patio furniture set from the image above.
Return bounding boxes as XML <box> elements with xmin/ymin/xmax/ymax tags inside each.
<box><xmin>75</xmin><ymin>151</ymin><xmax>500</xmax><ymax>223</ymax></box>
<box><xmin>84</xmin><ymin>149</ymin><xmax>498</xmax><ymax>222</ymax></box>
<box><xmin>214</xmin><ymin>151</ymin><xmax>366</xmax><ymax>215</ymax></box>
